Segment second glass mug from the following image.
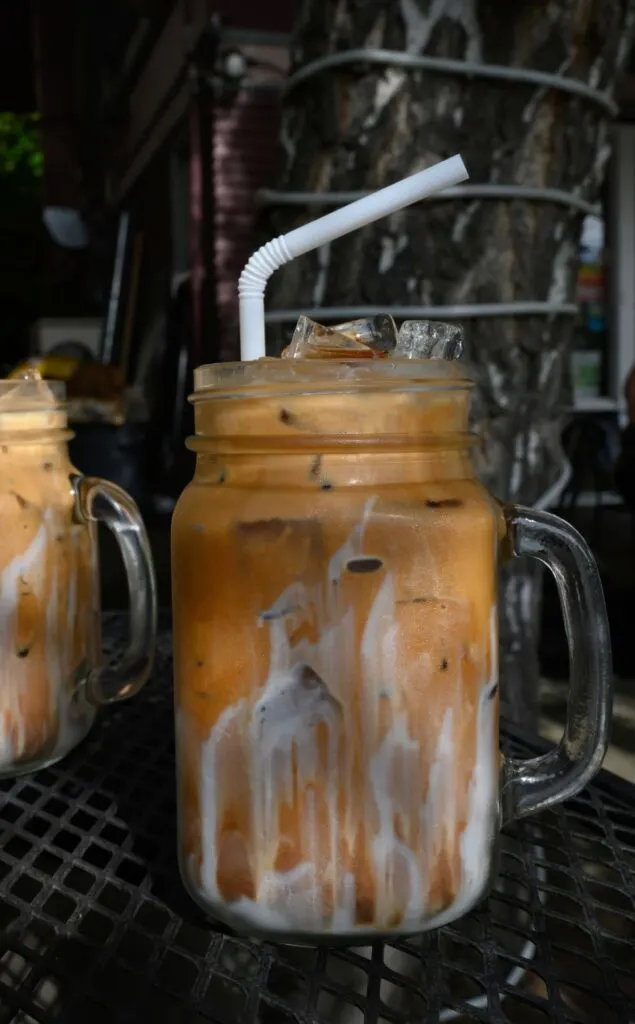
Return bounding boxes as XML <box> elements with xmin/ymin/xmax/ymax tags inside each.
<box><xmin>172</xmin><ymin>356</ymin><xmax>612</xmax><ymax>943</ymax></box>
<box><xmin>0</xmin><ymin>377</ymin><xmax>157</xmax><ymax>778</ymax></box>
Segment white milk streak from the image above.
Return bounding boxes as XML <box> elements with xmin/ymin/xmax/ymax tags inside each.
<box><xmin>362</xmin><ymin>572</ymin><xmax>425</xmax><ymax>924</ymax></box>
<box><xmin>52</xmin><ymin>527</ymin><xmax>80</xmax><ymax>755</ymax></box>
<box><xmin>369</xmin><ymin>712</ymin><xmax>422</xmax><ymax>926</ymax></box>
<box><xmin>199</xmin><ymin>701</ymin><xmax>247</xmax><ymax>901</ymax></box>
<box><xmin>197</xmin><ymin>499</ymin><xmax>499</xmax><ymax>934</ymax></box>
<box><xmin>456</xmin><ymin>605</ymin><xmax>498</xmax><ymax>901</ymax></box>
<box><xmin>0</xmin><ymin>508</ymin><xmax>92</xmax><ymax>769</ymax></box>
<box><xmin>0</xmin><ymin>516</ymin><xmax>49</xmax><ymax>763</ymax></box>
<box><xmin>45</xmin><ymin>561</ymin><xmax>61</xmax><ymax>740</ymax></box>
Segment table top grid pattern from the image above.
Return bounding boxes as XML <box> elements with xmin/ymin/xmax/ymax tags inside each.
<box><xmin>0</xmin><ymin>616</ymin><xmax>634</xmax><ymax>1023</ymax></box>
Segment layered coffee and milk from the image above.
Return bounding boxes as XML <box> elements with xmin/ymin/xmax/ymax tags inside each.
<box><xmin>0</xmin><ymin>375</ymin><xmax>97</xmax><ymax>775</ymax></box>
<box><xmin>172</xmin><ymin>318</ymin><xmax>501</xmax><ymax>938</ymax></box>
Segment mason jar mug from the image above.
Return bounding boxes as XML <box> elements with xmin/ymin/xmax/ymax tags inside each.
<box><xmin>172</xmin><ymin>358</ymin><xmax>611</xmax><ymax>943</ymax></box>
<box><xmin>0</xmin><ymin>375</ymin><xmax>157</xmax><ymax>777</ymax></box>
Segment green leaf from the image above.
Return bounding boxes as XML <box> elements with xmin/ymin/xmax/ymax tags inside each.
<box><xmin>0</xmin><ymin>112</ymin><xmax>43</xmax><ymax>187</ymax></box>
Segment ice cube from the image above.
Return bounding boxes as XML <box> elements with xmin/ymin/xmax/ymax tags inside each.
<box><xmin>282</xmin><ymin>315</ymin><xmax>390</xmax><ymax>359</ymax></box>
<box><xmin>332</xmin><ymin>314</ymin><xmax>397</xmax><ymax>355</ymax></box>
<box><xmin>395</xmin><ymin>320</ymin><xmax>463</xmax><ymax>360</ymax></box>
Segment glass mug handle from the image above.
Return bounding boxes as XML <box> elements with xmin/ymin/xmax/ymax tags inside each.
<box><xmin>501</xmin><ymin>504</ymin><xmax>612</xmax><ymax>820</ymax></box>
<box><xmin>72</xmin><ymin>475</ymin><xmax>158</xmax><ymax>705</ymax></box>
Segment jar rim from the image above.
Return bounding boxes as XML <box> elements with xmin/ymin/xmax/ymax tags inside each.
<box><xmin>192</xmin><ymin>358</ymin><xmax>474</xmax><ymax>398</ymax></box>
<box><xmin>0</xmin><ymin>377</ymin><xmax>66</xmax><ymax>411</ymax></box>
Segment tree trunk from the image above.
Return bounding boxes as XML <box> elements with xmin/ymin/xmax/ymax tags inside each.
<box><xmin>265</xmin><ymin>0</ymin><xmax>635</xmax><ymax>727</ymax></box>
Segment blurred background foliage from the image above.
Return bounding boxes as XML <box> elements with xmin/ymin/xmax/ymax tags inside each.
<box><xmin>0</xmin><ymin>113</ymin><xmax>46</xmax><ymax>366</ymax></box>
<box><xmin>0</xmin><ymin>113</ymin><xmax>43</xmax><ymax>180</ymax></box>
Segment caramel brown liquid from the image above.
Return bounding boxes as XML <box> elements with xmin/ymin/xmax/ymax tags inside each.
<box><xmin>0</xmin><ymin>424</ymin><xmax>98</xmax><ymax>775</ymax></box>
<box><xmin>172</xmin><ymin>375</ymin><xmax>502</xmax><ymax>937</ymax></box>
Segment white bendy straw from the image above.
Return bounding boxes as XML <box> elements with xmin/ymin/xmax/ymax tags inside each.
<box><xmin>238</xmin><ymin>154</ymin><xmax>468</xmax><ymax>361</ymax></box>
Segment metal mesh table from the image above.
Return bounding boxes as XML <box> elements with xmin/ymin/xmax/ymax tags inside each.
<box><xmin>1</xmin><ymin>616</ymin><xmax>635</xmax><ymax>1024</ymax></box>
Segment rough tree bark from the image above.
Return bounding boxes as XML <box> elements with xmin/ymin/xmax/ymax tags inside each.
<box><xmin>265</xmin><ymin>0</ymin><xmax>635</xmax><ymax>727</ymax></box>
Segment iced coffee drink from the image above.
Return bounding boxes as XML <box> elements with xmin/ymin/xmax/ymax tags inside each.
<box><xmin>172</xmin><ymin>318</ymin><xmax>501</xmax><ymax>939</ymax></box>
<box><xmin>0</xmin><ymin>373</ymin><xmax>157</xmax><ymax>777</ymax></box>
<box><xmin>0</xmin><ymin>375</ymin><xmax>98</xmax><ymax>774</ymax></box>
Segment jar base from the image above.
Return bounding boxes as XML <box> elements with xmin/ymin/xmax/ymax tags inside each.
<box><xmin>0</xmin><ymin>714</ymin><xmax>96</xmax><ymax>780</ymax></box>
<box><xmin>178</xmin><ymin>861</ymin><xmax>488</xmax><ymax>947</ymax></box>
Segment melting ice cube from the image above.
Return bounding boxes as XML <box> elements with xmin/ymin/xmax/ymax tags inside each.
<box><xmin>395</xmin><ymin>320</ymin><xmax>464</xmax><ymax>360</ymax></box>
<box><xmin>333</xmin><ymin>314</ymin><xmax>398</xmax><ymax>355</ymax></box>
<box><xmin>283</xmin><ymin>315</ymin><xmax>396</xmax><ymax>359</ymax></box>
